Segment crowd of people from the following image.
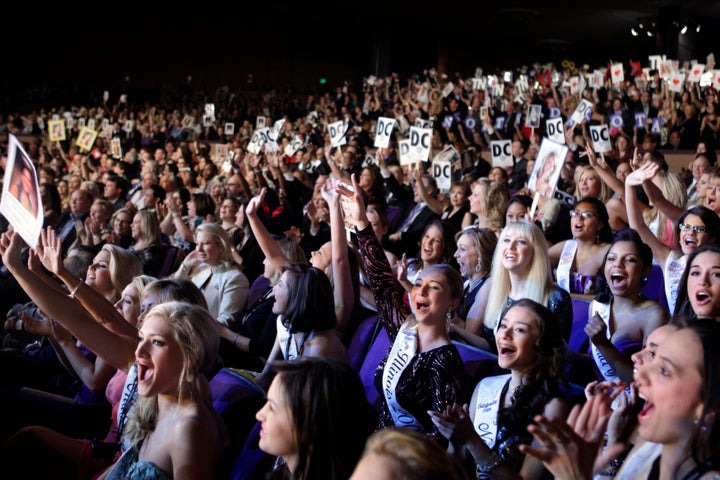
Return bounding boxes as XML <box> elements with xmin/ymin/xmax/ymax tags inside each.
<box><xmin>0</xmin><ymin>56</ymin><xmax>719</xmax><ymax>479</ymax></box>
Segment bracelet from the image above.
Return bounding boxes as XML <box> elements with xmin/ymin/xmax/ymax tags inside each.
<box><xmin>476</xmin><ymin>452</ymin><xmax>502</xmax><ymax>479</ymax></box>
<box><xmin>68</xmin><ymin>279</ymin><xmax>83</xmax><ymax>299</ymax></box>
<box><xmin>233</xmin><ymin>333</ymin><xmax>240</xmax><ymax>345</ymax></box>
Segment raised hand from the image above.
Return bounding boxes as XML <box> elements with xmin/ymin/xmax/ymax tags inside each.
<box><xmin>336</xmin><ymin>173</ymin><xmax>368</xmax><ymax>229</ymax></box>
<box><xmin>584</xmin><ymin>312</ymin><xmax>612</xmax><ymax>348</ymax></box>
<box><xmin>427</xmin><ymin>403</ymin><xmax>477</xmax><ymax>445</ymax></box>
<box><xmin>0</xmin><ymin>230</ymin><xmax>26</xmax><ymax>271</ymax></box>
<box><xmin>624</xmin><ymin>161</ymin><xmax>659</xmax><ymax>187</ymax></box>
<box><xmin>245</xmin><ymin>188</ymin><xmax>267</xmax><ymax>217</ymax></box>
<box><xmin>38</xmin><ymin>226</ymin><xmax>63</xmax><ymax>275</ymax></box>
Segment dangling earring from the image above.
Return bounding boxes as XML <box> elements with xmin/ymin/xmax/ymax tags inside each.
<box><xmin>475</xmin><ymin>260</ymin><xmax>482</xmax><ymax>274</ymax></box>
<box><xmin>446</xmin><ymin>311</ymin><xmax>453</xmax><ymax>332</ymax></box>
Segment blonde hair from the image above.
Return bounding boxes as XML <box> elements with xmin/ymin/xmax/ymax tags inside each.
<box><xmin>484</xmin><ymin>221</ymin><xmax>554</xmax><ymax>330</ymax></box>
<box><xmin>194</xmin><ymin>222</ymin><xmax>234</xmax><ymax>269</ymax></box>
<box><xmin>134</xmin><ymin>210</ymin><xmax>162</xmax><ymax>248</ymax></box>
<box><xmin>473</xmin><ymin>178</ymin><xmax>509</xmax><ymax>232</ymax></box>
<box><xmin>361</xmin><ymin>428</ymin><xmax>468</xmax><ymax>480</ymax></box>
<box><xmin>123</xmin><ymin>301</ymin><xmax>220</xmax><ymax>448</ymax></box>
<box><xmin>101</xmin><ymin>244</ymin><xmax>143</xmax><ymax>302</ymax></box>
<box><xmin>575</xmin><ymin>165</ymin><xmax>613</xmax><ymax>203</ymax></box>
<box><xmin>643</xmin><ymin>172</ymin><xmax>688</xmax><ymax>243</ymax></box>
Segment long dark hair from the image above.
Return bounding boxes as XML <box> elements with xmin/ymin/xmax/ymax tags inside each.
<box><xmin>267</xmin><ymin>357</ymin><xmax>375</xmax><ymax>480</ymax></box>
<box><xmin>280</xmin><ymin>263</ymin><xmax>336</xmax><ymax>333</ymax></box>
<box><xmin>674</xmin><ymin>243</ymin><xmax>720</xmax><ymax>318</ymax></box>
<box><xmin>497</xmin><ymin>299</ymin><xmax>568</xmax><ymax>446</ymax></box>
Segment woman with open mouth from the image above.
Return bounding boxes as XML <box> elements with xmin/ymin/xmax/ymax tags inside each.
<box><xmin>521</xmin><ymin>319</ymin><xmax>720</xmax><ymax>480</ymax></box>
<box><xmin>429</xmin><ymin>299</ymin><xmax>568</xmax><ymax>479</ymax></box>
<box><xmin>482</xmin><ymin>221</ymin><xmax>573</xmax><ymax>348</ymax></box>
<box><xmin>626</xmin><ymin>162</ymin><xmax>720</xmax><ymax>315</ymax></box>
<box><xmin>674</xmin><ymin>243</ymin><xmax>720</xmax><ymax>323</ymax></box>
<box><xmin>585</xmin><ymin>228</ymin><xmax>670</xmax><ymax>386</ymax></box>
<box><xmin>548</xmin><ymin>197</ymin><xmax>613</xmax><ymax>298</ymax></box>
<box><xmin>342</xmin><ymin>173</ymin><xmax>468</xmax><ymax>446</ymax></box>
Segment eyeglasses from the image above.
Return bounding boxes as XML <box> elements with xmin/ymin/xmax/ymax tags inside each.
<box><xmin>679</xmin><ymin>223</ymin><xmax>707</xmax><ymax>234</ymax></box>
<box><xmin>569</xmin><ymin>210</ymin><xmax>597</xmax><ymax>220</ymax></box>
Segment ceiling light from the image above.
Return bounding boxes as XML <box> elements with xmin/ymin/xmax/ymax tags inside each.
<box><xmin>647</xmin><ymin>30</ymin><xmax>653</xmax><ymax>37</ymax></box>
<box><xmin>697</xmin><ymin>24</ymin><xmax>702</xmax><ymax>33</ymax></box>
<box><xmin>680</xmin><ymin>25</ymin><xmax>688</xmax><ymax>34</ymax></box>
<box><xmin>631</xmin><ymin>27</ymin><xmax>638</xmax><ymax>36</ymax></box>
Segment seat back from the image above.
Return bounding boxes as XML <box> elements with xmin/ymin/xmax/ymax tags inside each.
<box><xmin>226</xmin><ymin>420</ymin><xmax>275</xmax><ymax>480</ymax></box>
<box><xmin>451</xmin><ymin>340</ymin><xmax>506</xmax><ymax>385</ymax></box>
<box><xmin>209</xmin><ymin>368</ymin><xmax>267</xmax><ymax>465</ymax></box>
<box><xmin>347</xmin><ymin>313</ymin><xmax>380</xmax><ymax>373</ymax></box>
<box><xmin>569</xmin><ymin>297</ymin><xmax>591</xmax><ymax>354</ymax></box>
<box><xmin>358</xmin><ymin>327</ymin><xmax>391</xmax><ymax>412</ymax></box>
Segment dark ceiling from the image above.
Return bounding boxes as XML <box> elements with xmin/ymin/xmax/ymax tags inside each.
<box><xmin>3</xmin><ymin>1</ymin><xmax>720</xmax><ymax>99</ymax></box>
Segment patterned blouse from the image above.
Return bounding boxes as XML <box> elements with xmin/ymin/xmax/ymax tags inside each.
<box><xmin>356</xmin><ymin>225</ymin><xmax>468</xmax><ymax>445</ymax></box>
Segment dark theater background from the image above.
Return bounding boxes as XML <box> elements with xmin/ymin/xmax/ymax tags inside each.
<box><xmin>2</xmin><ymin>1</ymin><xmax>719</xmax><ymax>111</ymax></box>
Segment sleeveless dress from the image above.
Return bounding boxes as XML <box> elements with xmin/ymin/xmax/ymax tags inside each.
<box><xmin>103</xmin><ymin>446</ymin><xmax>171</xmax><ymax>480</ymax></box>
<box><xmin>472</xmin><ymin>374</ymin><xmax>533</xmax><ymax>472</ymax></box>
<box><xmin>556</xmin><ymin>240</ymin><xmax>604</xmax><ymax>296</ymax></box>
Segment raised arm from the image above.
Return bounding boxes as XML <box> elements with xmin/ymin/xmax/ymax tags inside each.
<box><xmin>320</xmin><ymin>177</ymin><xmax>355</xmax><ymax>336</ymax></box>
<box><xmin>640</xmin><ymin>173</ymin><xmax>684</xmax><ymax>224</ymax></box>
<box><xmin>245</xmin><ymin>188</ymin><xmax>289</xmax><ymax>272</ymax></box>
<box><xmin>339</xmin><ymin>174</ymin><xmax>408</xmax><ymax>338</ymax></box>
<box><xmin>24</xmin><ymin>315</ymin><xmax>117</xmax><ymax>392</ymax></box>
<box><xmin>1</xmin><ymin>231</ymin><xmax>136</xmax><ymax>372</ymax></box>
<box><xmin>38</xmin><ymin>227</ymin><xmax>138</xmax><ymax>339</ymax></box>
<box><xmin>624</xmin><ymin>162</ymin><xmax>672</xmax><ymax>267</ymax></box>
<box><xmin>581</xmin><ymin>143</ymin><xmax>625</xmax><ymax>199</ymax></box>
<box><xmin>411</xmin><ymin>168</ymin><xmax>445</xmax><ymax>215</ymax></box>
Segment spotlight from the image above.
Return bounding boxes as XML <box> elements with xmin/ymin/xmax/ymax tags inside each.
<box><xmin>697</xmin><ymin>24</ymin><xmax>702</xmax><ymax>33</ymax></box>
<box><xmin>639</xmin><ymin>23</ymin><xmax>644</xmax><ymax>29</ymax></box>
<box><xmin>631</xmin><ymin>27</ymin><xmax>638</xmax><ymax>36</ymax></box>
<box><xmin>647</xmin><ymin>30</ymin><xmax>653</xmax><ymax>37</ymax></box>
<box><xmin>681</xmin><ymin>25</ymin><xmax>688</xmax><ymax>34</ymax></box>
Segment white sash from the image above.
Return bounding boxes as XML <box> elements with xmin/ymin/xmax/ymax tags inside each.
<box><xmin>664</xmin><ymin>251</ymin><xmax>686</xmax><ymax>315</ymax></box>
<box><xmin>556</xmin><ymin>240</ymin><xmax>577</xmax><ymax>293</ymax></box>
<box><xmin>472</xmin><ymin>374</ymin><xmax>511</xmax><ymax>449</ymax></box>
<box><xmin>589</xmin><ymin>301</ymin><xmax>620</xmax><ymax>383</ymax></box>
<box><xmin>382</xmin><ymin>320</ymin><xmax>424</xmax><ymax>431</ymax></box>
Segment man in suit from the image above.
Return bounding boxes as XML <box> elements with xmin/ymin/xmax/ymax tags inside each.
<box><xmin>55</xmin><ymin>188</ymin><xmax>93</xmax><ymax>255</ymax></box>
<box><xmin>385</xmin><ymin>173</ymin><xmax>440</xmax><ymax>259</ymax></box>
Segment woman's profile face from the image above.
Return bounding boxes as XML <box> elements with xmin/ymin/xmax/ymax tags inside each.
<box><xmin>256</xmin><ymin>375</ymin><xmax>298</xmax><ymax>462</ymax></box>
<box><xmin>468</xmin><ymin>183</ymin><xmax>486</xmax><ymax>216</ymax></box>
<box><xmin>635</xmin><ymin>328</ymin><xmax>704</xmax><ymax>445</ymax></box>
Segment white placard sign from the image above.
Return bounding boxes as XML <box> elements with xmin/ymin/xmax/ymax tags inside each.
<box><xmin>687</xmin><ymin>64</ymin><xmax>705</xmax><ymax>83</ymax></box>
<box><xmin>0</xmin><ymin>135</ymin><xmax>43</xmax><ymax>248</ymax></box>
<box><xmin>269</xmin><ymin>119</ymin><xmax>286</xmax><ymax>141</ymax></box>
<box><xmin>284</xmin><ymin>135</ymin><xmax>304</xmax><ymax>157</ymax></box>
<box><xmin>490</xmin><ymin>140</ymin><xmax>513</xmax><ymax>168</ymax></box>
<box><xmin>525</xmin><ymin>104</ymin><xmax>542</xmax><ymax>129</ymax></box>
<box><xmin>667</xmin><ymin>72</ymin><xmax>685</xmax><ymax>93</ymax></box>
<box><xmin>433</xmin><ymin>159</ymin><xmax>452</xmax><ymax>192</ymax></box>
<box><xmin>589</xmin><ymin>125</ymin><xmax>612</xmax><ymax>153</ymax></box>
<box><xmin>255</xmin><ymin>116</ymin><xmax>266</xmax><ymax>130</ymax></box>
<box><xmin>546</xmin><ymin>117</ymin><xmax>565</xmax><ymax>144</ymax></box>
<box><xmin>328</xmin><ymin>120</ymin><xmax>348</xmax><ymax>147</ymax></box>
<box><xmin>247</xmin><ymin>130</ymin><xmax>265</xmax><ymax>155</ymax></box>
<box><xmin>374</xmin><ymin>117</ymin><xmax>396</xmax><ymax>148</ymax></box>
<box><xmin>527</xmin><ymin>137</ymin><xmax>568</xmax><ymax>201</ymax></box>
<box><xmin>224</xmin><ymin>122</ymin><xmax>235</xmax><ymax>136</ymax></box>
<box><xmin>610</xmin><ymin>63</ymin><xmax>625</xmax><ymax>84</ymax></box>
<box><xmin>398</xmin><ymin>139</ymin><xmax>413</xmax><ymax>166</ymax></box>
<box><xmin>570</xmin><ymin>99</ymin><xmax>594</xmax><ymax>125</ymax></box>
<box><xmin>441</xmin><ymin>82</ymin><xmax>454</xmax><ymax>98</ymax></box>
<box><xmin>408</xmin><ymin>126</ymin><xmax>432</xmax><ymax>163</ymax></box>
